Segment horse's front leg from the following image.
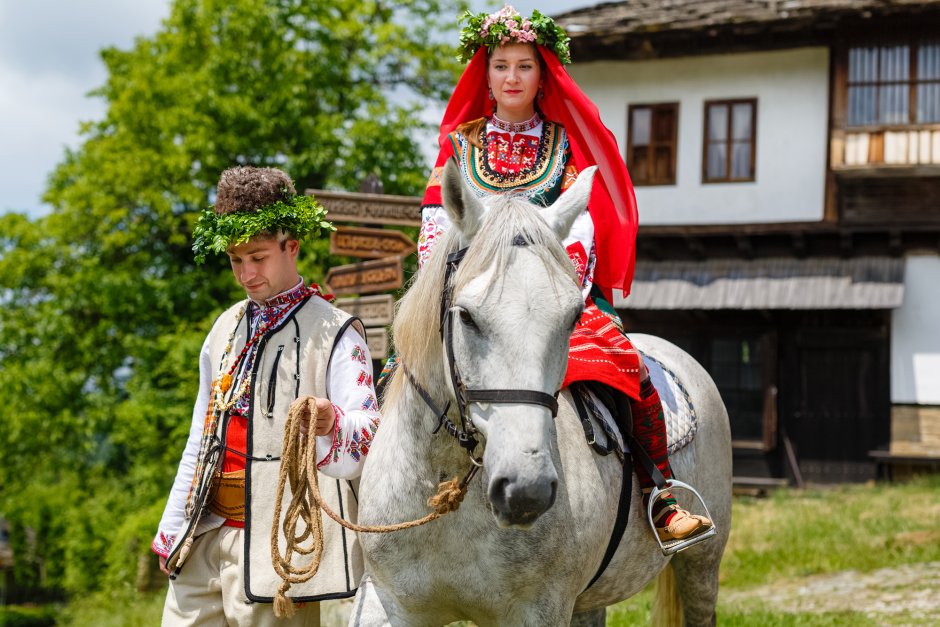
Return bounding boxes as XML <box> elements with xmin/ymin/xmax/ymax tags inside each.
<box><xmin>570</xmin><ymin>607</ymin><xmax>606</xmax><ymax>627</ymax></box>
<box><xmin>348</xmin><ymin>575</ymin><xmax>396</xmax><ymax>627</ymax></box>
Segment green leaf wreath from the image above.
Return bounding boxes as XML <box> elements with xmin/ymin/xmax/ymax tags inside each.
<box><xmin>191</xmin><ymin>194</ymin><xmax>334</xmax><ymax>264</ymax></box>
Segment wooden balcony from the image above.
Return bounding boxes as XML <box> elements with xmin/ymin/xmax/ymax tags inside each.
<box><xmin>830</xmin><ymin>126</ymin><xmax>940</xmax><ymax>226</ymax></box>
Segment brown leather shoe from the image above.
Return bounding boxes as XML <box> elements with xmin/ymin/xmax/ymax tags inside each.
<box><xmin>655</xmin><ymin>505</ymin><xmax>713</xmax><ymax>542</ymax></box>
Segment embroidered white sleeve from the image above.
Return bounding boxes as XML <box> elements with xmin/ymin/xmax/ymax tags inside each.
<box><xmin>418</xmin><ymin>205</ymin><xmax>452</xmax><ymax>268</ymax></box>
<box><xmin>315</xmin><ymin>327</ymin><xmax>381</xmax><ymax>479</ymax></box>
<box><xmin>152</xmin><ymin>334</ymin><xmax>212</xmax><ymax>557</ymax></box>
<box><xmin>563</xmin><ymin>208</ymin><xmax>596</xmax><ymax>302</ymax></box>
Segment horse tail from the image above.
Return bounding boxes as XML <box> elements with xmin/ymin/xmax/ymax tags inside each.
<box><xmin>651</xmin><ymin>562</ymin><xmax>682</xmax><ymax>627</ymax></box>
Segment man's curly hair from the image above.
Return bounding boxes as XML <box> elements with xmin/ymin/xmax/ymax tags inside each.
<box><xmin>214</xmin><ymin>166</ymin><xmax>297</xmax><ymax>216</ymax></box>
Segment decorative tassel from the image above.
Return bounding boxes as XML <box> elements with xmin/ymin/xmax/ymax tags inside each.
<box><xmin>220</xmin><ymin>374</ymin><xmax>233</xmax><ymax>393</ymax></box>
<box><xmin>273</xmin><ymin>582</ymin><xmax>296</xmax><ymax>618</ymax></box>
<box><xmin>175</xmin><ymin>537</ymin><xmax>194</xmax><ymax>569</ymax></box>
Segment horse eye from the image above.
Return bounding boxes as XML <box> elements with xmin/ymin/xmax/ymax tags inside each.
<box><xmin>459</xmin><ymin>308</ymin><xmax>477</xmax><ymax>329</ymax></box>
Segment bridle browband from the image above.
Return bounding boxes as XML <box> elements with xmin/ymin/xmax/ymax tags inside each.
<box><xmin>406</xmin><ymin>239</ymin><xmax>561</xmax><ymax>462</ymax></box>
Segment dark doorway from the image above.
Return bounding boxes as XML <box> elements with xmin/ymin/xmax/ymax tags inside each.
<box><xmin>623</xmin><ymin>309</ymin><xmax>891</xmax><ymax>483</ymax></box>
<box><xmin>780</xmin><ymin>321</ymin><xmax>890</xmax><ymax>482</ymax></box>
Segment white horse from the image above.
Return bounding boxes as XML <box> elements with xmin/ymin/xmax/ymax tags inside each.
<box><xmin>350</xmin><ymin>160</ymin><xmax>732</xmax><ymax>626</ymax></box>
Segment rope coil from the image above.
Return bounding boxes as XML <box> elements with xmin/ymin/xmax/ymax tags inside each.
<box><xmin>270</xmin><ymin>396</ymin><xmax>476</xmax><ymax>617</ymax></box>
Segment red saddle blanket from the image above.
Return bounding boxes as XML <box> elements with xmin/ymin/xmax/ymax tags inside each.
<box><xmin>563</xmin><ymin>300</ymin><xmax>641</xmax><ymax>401</ymax></box>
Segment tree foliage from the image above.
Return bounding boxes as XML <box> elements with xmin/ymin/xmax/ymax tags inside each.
<box><xmin>0</xmin><ymin>0</ymin><xmax>461</xmax><ymax>595</ymax></box>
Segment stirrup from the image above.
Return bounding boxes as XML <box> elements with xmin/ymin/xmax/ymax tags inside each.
<box><xmin>646</xmin><ymin>479</ymin><xmax>717</xmax><ymax>556</ymax></box>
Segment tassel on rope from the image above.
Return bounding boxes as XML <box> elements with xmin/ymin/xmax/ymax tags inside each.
<box><xmin>270</xmin><ymin>396</ymin><xmax>482</xmax><ymax>617</ymax></box>
<box><xmin>273</xmin><ymin>581</ymin><xmax>296</xmax><ymax>619</ymax></box>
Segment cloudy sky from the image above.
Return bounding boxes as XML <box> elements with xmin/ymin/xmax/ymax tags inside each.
<box><xmin>0</xmin><ymin>0</ymin><xmax>585</xmax><ymax>217</ymax></box>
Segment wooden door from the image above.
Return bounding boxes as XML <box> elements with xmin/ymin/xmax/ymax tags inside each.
<box><xmin>780</xmin><ymin>327</ymin><xmax>890</xmax><ymax>482</ymax></box>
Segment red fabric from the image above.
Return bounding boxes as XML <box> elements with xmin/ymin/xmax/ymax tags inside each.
<box><xmin>563</xmin><ymin>300</ymin><xmax>641</xmax><ymax>401</ymax></box>
<box><xmin>631</xmin><ymin>382</ymin><xmax>674</xmax><ymax>489</ymax></box>
<box><xmin>433</xmin><ymin>46</ymin><xmax>639</xmax><ymax>301</ymax></box>
<box><xmin>221</xmin><ymin>414</ymin><xmax>247</xmax><ymax>474</ymax></box>
<box><xmin>219</xmin><ymin>414</ymin><xmax>247</xmax><ymax>528</ymax></box>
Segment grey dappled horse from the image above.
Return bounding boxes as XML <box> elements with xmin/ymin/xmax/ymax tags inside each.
<box><xmin>350</xmin><ymin>160</ymin><xmax>732</xmax><ymax>626</ymax></box>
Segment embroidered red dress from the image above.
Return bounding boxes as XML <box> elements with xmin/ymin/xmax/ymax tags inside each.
<box><xmin>420</xmin><ymin>113</ymin><xmax>641</xmax><ymax>400</ymax></box>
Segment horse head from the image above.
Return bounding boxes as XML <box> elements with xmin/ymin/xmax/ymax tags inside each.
<box><xmin>435</xmin><ymin>157</ymin><xmax>595</xmax><ymax>527</ymax></box>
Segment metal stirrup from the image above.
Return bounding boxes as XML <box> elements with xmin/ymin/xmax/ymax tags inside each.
<box><xmin>646</xmin><ymin>479</ymin><xmax>718</xmax><ymax>556</ymax></box>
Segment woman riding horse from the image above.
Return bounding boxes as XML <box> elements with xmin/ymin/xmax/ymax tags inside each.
<box><xmin>417</xmin><ymin>4</ymin><xmax>712</xmax><ymax>543</ymax></box>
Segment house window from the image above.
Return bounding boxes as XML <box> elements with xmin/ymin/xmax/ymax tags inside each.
<box><xmin>847</xmin><ymin>40</ymin><xmax>940</xmax><ymax>126</ymax></box>
<box><xmin>703</xmin><ymin>99</ymin><xmax>757</xmax><ymax>183</ymax></box>
<box><xmin>627</xmin><ymin>103</ymin><xmax>678</xmax><ymax>185</ymax></box>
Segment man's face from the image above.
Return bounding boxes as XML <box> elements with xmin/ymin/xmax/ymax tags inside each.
<box><xmin>226</xmin><ymin>236</ymin><xmax>300</xmax><ymax>302</ymax></box>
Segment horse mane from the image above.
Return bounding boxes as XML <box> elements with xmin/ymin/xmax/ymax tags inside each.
<box><xmin>389</xmin><ymin>195</ymin><xmax>577</xmax><ymax>399</ymax></box>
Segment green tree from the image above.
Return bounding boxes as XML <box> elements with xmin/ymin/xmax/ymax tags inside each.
<box><xmin>0</xmin><ymin>0</ymin><xmax>462</xmax><ymax>596</ymax></box>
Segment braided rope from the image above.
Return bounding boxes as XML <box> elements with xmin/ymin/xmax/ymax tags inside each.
<box><xmin>270</xmin><ymin>397</ymin><xmax>474</xmax><ymax>617</ymax></box>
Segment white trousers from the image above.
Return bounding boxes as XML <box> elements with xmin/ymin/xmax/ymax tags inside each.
<box><xmin>162</xmin><ymin>526</ymin><xmax>320</xmax><ymax>627</ymax></box>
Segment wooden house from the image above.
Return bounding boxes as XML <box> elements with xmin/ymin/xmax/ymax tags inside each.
<box><xmin>555</xmin><ymin>0</ymin><xmax>940</xmax><ymax>483</ymax></box>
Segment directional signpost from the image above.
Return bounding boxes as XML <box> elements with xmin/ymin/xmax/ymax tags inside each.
<box><xmin>364</xmin><ymin>327</ymin><xmax>389</xmax><ymax>360</ymax></box>
<box><xmin>313</xmin><ymin>187</ymin><xmax>422</xmax><ymax>362</ymax></box>
<box><xmin>334</xmin><ymin>294</ymin><xmax>395</xmax><ymax>327</ymax></box>
<box><xmin>330</xmin><ymin>226</ymin><xmax>416</xmax><ymax>259</ymax></box>
<box><xmin>308</xmin><ymin>189</ymin><xmax>421</xmax><ymax>227</ymax></box>
<box><xmin>324</xmin><ymin>257</ymin><xmax>404</xmax><ymax>296</ymax></box>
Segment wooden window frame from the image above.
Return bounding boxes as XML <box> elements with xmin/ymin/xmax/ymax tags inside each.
<box><xmin>626</xmin><ymin>102</ymin><xmax>679</xmax><ymax>186</ymax></box>
<box><xmin>702</xmin><ymin>98</ymin><xmax>758</xmax><ymax>184</ymax></box>
<box><xmin>840</xmin><ymin>37</ymin><xmax>940</xmax><ymax>130</ymax></box>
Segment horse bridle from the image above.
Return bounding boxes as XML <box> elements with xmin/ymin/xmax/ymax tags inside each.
<box><xmin>405</xmin><ymin>241</ymin><xmax>561</xmax><ymax>464</ymax></box>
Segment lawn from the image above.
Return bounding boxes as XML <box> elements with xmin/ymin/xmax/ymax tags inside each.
<box><xmin>34</xmin><ymin>475</ymin><xmax>940</xmax><ymax>625</ymax></box>
<box><xmin>607</xmin><ymin>475</ymin><xmax>940</xmax><ymax>625</ymax></box>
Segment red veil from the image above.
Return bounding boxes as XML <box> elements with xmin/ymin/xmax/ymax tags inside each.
<box><xmin>434</xmin><ymin>46</ymin><xmax>639</xmax><ymax>301</ymax></box>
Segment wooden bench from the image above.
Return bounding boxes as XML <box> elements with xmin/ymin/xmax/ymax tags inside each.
<box><xmin>732</xmin><ymin>476</ymin><xmax>790</xmax><ymax>496</ymax></box>
<box><xmin>868</xmin><ymin>450</ymin><xmax>940</xmax><ymax>481</ymax></box>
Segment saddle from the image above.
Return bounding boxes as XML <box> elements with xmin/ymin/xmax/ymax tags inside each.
<box><xmin>571</xmin><ymin>351</ymin><xmax>698</xmax><ymax>460</ymax></box>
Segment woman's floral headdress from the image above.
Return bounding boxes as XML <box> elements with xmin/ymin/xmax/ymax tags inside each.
<box><xmin>191</xmin><ymin>194</ymin><xmax>334</xmax><ymax>264</ymax></box>
<box><xmin>458</xmin><ymin>4</ymin><xmax>571</xmax><ymax>65</ymax></box>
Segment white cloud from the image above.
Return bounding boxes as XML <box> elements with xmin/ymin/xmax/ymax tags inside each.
<box><xmin>0</xmin><ymin>0</ymin><xmax>170</xmax><ymax>216</ymax></box>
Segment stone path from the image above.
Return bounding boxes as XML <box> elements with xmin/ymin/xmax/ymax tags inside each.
<box><xmin>722</xmin><ymin>561</ymin><xmax>940</xmax><ymax>625</ymax></box>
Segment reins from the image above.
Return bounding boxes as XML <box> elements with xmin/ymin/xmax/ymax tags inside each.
<box><xmin>271</xmin><ymin>238</ymin><xmax>560</xmax><ymax>617</ymax></box>
<box><xmin>270</xmin><ymin>396</ymin><xmax>479</xmax><ymax>617</ymax></box>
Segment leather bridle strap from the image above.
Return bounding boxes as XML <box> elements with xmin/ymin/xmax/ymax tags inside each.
<box><xmin>463</xmin><ymin>389</ymin><xmax>559</xmax><ymax>417</ymax></box>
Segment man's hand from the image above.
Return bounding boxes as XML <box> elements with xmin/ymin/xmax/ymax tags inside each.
<box><xmin>292</xmin><ymin>396</ymin><xmax>336</xmax><ymax>437</ymax></box>
<box><xmin>159</xmin><ymin>555</ymin><xmax>171</xmax><ymax>576</ymax></box>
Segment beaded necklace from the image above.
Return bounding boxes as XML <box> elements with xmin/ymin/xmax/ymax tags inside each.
<box><xmin>490</xmin><ymin>112</ymin><xmax>542</xmax><ymax>134</ymax></box>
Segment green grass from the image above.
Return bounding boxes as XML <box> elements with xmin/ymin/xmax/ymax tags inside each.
<box><xmin>606</xmin><ymin>475</ymin><xmax>940</xmax><ymax>625</ymax></box>
<box><xmin>46</xmin><ymin>476</ymin><xmax>940</xmax><ymax>625</ymax></box>
<box><xmin>722</xmin><ymin>476</ymin><xmax>940</xmax><ymax>589</ymax></box>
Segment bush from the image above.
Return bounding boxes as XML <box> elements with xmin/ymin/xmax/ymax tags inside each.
<box><xmin>0</xmin><ymin>606</ymin><xmax>57</xmax><ymax>627</ymax></box>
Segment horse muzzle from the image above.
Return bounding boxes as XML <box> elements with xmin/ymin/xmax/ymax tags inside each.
<box><xmin>486</xmin><ymin>454</ymin><xmax>558</xmax><ymax>527</ymax></box>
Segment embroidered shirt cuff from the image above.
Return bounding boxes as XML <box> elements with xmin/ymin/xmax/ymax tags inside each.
<box><xmin>316</xmin><ymin>404</ymin><xmax>343</xmax><ymax>469</ymax></box>
<box><xmin>151</xmin><ymin>531</ymin><xmax>175</xmax><ymax>558</ymax></box>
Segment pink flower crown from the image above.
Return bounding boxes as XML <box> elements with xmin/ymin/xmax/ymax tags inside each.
<box><xmin>458</xmin><ymin>4</ymin><xmax>571</xmax><ymax>65</ymax></box>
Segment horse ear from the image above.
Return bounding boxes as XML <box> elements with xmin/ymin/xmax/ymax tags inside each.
<box><xmin>542</xmin><ymin>166</ymin><xmax>596</xmax><ymax>240</ymax></box>
<box><xmin>441</xmin><ymin>157</ymin><xmax>484</xmax><ymax>239</ymax></box>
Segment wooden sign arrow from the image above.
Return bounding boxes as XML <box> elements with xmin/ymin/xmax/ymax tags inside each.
<box><xmin>330</xmin><ymin>226</ymin><xmax>416</xmax><ymax>259</ymax></box>
<box><xmin>334</xmin><ymin>294</ymin><xmax>395</xmax><ymax>327</ymax></box>
<box><xmin>308</xmin><ymin>189</ymin><xmax>421</xmax><ymax>227</ymax></box>
<box><xmin>325</xmin><ymin>258</ymin><xmax>403</xmax><ymax>296</ymax></box>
